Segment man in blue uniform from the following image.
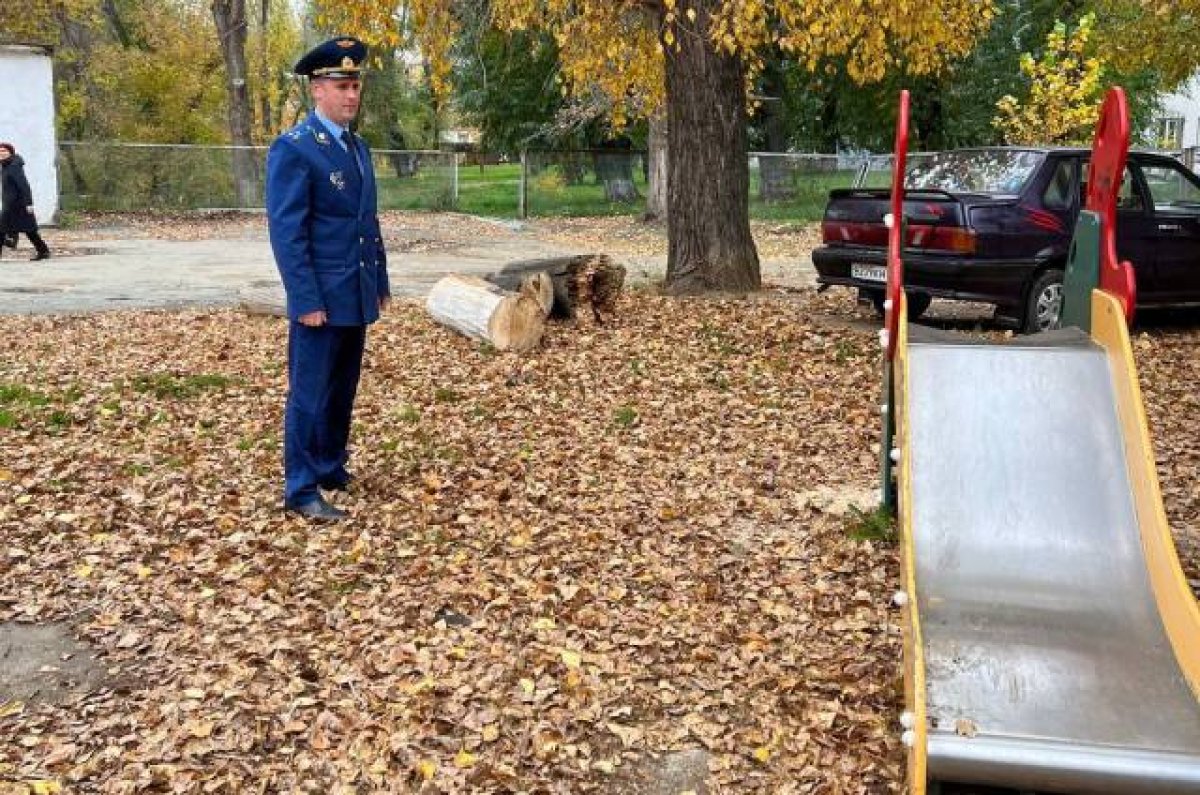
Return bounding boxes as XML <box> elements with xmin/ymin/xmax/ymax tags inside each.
<box><xmin>266</xmin><ymin>36</ymin><xmax>390</xmax><ymax>521</ymax></box>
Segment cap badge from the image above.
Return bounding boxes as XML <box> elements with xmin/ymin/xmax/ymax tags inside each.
<box><xmin>336</xmin><ymin>39</ymin><xmax>356</xmax><ymax>49</ymax></box>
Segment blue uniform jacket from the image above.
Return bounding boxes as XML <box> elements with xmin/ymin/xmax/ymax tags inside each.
<box><xmin>266</xmin><ymin>113</ymin><xmax>389</xmax><ymax>325</ymax></box>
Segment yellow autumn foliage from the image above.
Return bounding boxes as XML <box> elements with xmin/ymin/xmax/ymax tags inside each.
<box><xmin>1095</xmin><ymin>0</ymin><xmax>1200</xmax><ymax>90</ymax></box>
<box><xmin>993</xmin><ymin>14</ymin><xmax>1106</xmax><ymax>146</ymax></box>
<box><xmin>317</xmin><ymin>0</ymin><xmax>994</xmax><ymax>127</ymax></box>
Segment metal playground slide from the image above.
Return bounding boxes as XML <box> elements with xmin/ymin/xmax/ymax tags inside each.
<box><xmin>881</xmin><ymin>89</ymin><xmax>1200</xmax><ymax>792</ymax></box>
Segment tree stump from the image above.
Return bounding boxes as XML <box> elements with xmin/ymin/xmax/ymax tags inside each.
<box><xmin>425</xmin><ymin>273</ymin><xmax>551</xmax><ymax>352</ymax></box>
<box><xmin>485</xmin><ymin>255</ymin><xmax>625</xmax><ymax>322</ymax></box>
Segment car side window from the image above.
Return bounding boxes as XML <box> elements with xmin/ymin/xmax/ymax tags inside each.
<box><xmin>1139</xmin><ymin>162</ymin><xmax>1200</xmax><ymax>213</ymax></box>
<box><xmin>1080</xmin><ymin>163</ymin><xmax>1144</xmax><ymax>212</ymax></box>
<box><xmin>1042</xmin><ymin>159</ymin><xmax>1074</xmax><ymax>210</ymax></box>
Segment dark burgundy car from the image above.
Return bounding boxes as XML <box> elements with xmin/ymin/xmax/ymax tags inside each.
<box><xmin>813</xmin><ymin>147</ymin><xmax>1200</xmax><ymax>331</ymax></box>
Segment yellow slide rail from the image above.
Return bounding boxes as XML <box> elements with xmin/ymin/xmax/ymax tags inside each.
<box><xmin>1090</xmin><ymin>289</ymin><xmax>1200</xmax><ymax>699</ymax></box>
<box><xmin>894</xmin><ymin>294</ymin><xmax>928</xmax><ymax>794</ymax></box>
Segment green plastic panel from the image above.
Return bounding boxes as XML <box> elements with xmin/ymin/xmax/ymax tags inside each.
<box><xmin>1060</xmin><ymin>210</ymin><xmax>1102</xmax><ymax>332</ymax></box>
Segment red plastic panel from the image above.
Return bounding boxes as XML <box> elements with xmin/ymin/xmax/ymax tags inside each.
<box><xmin>1087</xmin><ymin>87</ymin><xmax>1136</xmax><ymax>324</ymax></box>
<box><xmin>885</xmin><ymin>90</ymin><xmax>910</xmax><ymax>361</ymax></box>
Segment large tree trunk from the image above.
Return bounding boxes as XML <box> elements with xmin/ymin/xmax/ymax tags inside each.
<box><xmin>644</xmin><ymin>112</ymin><xmax>668</xmax><ymax>222</ymax></box>
<box><xmin>212</xmin><ymin>0</ymin><xmax>257</xmax><ymax>206</ymax></box>
<box><xmin>662</xmin><ymin>1</ymin><xmax>759</xmax><ymax>294</ymax></box>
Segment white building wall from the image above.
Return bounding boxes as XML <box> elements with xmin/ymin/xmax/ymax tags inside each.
<box><xmin>0</xmin><ymin>44</ymin><xmax>58</xmax><ymax>225</ymax></box>
<box><xmin>1157</xmin><ymin>74</ymin><xmax>1200</xmax><ymax>150</ymax></box>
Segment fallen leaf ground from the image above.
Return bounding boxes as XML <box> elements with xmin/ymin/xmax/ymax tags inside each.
<box><xmin>1</xmin><ymin>283</ymin><xmax>1197</xmax><ymax>794</ymax></box>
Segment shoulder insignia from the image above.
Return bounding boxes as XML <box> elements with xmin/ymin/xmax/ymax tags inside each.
<box><xmin>313</xmin><ymin>129</ymin><xmax>331</xmax><ymax>145</ymax></box>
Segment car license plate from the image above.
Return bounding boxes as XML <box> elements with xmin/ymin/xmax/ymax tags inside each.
<box><xmin>851</xmin><ymin>263</ymin><xmax>888</xmax><ymax>283</ymax></box>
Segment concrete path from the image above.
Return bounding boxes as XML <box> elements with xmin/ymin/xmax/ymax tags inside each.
<box><xmin>0</xmin><ymin>233</ymin><xmax>581</xmax><ymax>315</ymax></box>
<box><xmin>0</xmin><ymin>223</ymin><xmax>813</xmax><ymax>316</ymax></box>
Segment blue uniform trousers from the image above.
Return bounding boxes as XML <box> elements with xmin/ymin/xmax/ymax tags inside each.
<box><xmin>284</xmin><ymin>322</ymin><xmax>366</xmax><ymax>507</ymax></box>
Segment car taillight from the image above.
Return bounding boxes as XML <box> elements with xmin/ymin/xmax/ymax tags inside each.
<box><xmin>822</xmin><ymin>219</ymin><xmax>976</xmax><ymax>254</ymax></box>
<box><xmin>907</xmin><ymin>224</ymin><xmax>977</xmax><ymax>254</ymax></box>
<box><xmin>821</xmin><ymin>220</ymin><xmax>888</xmax><ymax>246</ymax></box>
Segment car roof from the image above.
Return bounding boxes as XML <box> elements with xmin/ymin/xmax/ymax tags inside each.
<box><xmin>934</xmin><ymin>145</ymin><xmax>1175</xmax><ymax>158</ymax></box>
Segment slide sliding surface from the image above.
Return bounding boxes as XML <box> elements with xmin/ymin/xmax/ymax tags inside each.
<box><xmin>896</xmin><ymin>292</ymin><xmax>1200</xmax><ymax>793</ymax></box>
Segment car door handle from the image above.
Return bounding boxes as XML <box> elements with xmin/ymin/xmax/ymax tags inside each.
<box><xmin>1158</xmin><ymin>223</ymin><xmax>1183</xmax><ymax>232</ymax></box>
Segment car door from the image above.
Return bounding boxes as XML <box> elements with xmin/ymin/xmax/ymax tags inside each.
<box><xmin>1135</xmin><ymin>157</ymin><xmax>1200</xmax><ymax>303</ymax></box>
<box><xmin>1082</xmin><ymin>158</ymin><xmax>1159</xmax><ymax>299</ymax></box>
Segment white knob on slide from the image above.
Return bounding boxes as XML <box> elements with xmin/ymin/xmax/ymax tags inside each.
<box><xmin>883</xmin><ymin>299</ymin><xmax>893</xmax><ymax>312</ymax></box>
<box><xmin>889</xmin><ymin>448</ymin><xmax>900</xmax><ymax>463</ymax></box>
<box><xmin>892</xmin><ymin>590</ymin><xmax>909</xmax><ymax>607</ymax></box>
<box><xmin>879</xmin><ymin>329</ymin><xmax>890</xmax><ymax>349</ymax></box>
<box><xmin>901</xmin><ymin>730</ymin><xmax>915</xmax><ymax>747</ymax></box>
<box><xmin>900</xmin><ymin>711</ymin><xmax>915</xmax><ymax>729</ymax></box>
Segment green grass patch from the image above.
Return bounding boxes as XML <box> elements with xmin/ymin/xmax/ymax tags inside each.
<box><xmin>130</xmin><ymin>373</ymin><xmax>232</xmax><ymax>399</ymax></box>
<box><xmin>613</xmin><ymin>405</ymin><xmax>639</xmax><ymax>428</ymax></box>
<box><xmin>0</xmin><ymin>383</ymin><xmax>51</xmax><ymax>407</ymax></box>
<box><xmin>845</xmin><ymin>505</ymin><xmax>896</xmax><ymax>543</ymax></box>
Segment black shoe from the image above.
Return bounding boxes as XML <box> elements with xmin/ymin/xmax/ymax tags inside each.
<box><xmin>319</xmin><ymin>474</ymin><xmax>354</xmax><ymax>492</ymax></box>
<box><xmin>30</xmin><ymin>251</ymin><xmax>49</xmax><ymax>261</ymax></box>
<box><xmin>285</xmin><ymin>496</ymin><xmax>348</xmax><ymax>521</ymax></box>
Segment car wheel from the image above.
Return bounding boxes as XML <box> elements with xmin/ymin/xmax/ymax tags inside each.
<box><xmin>1022</xmin><ymin>269</ymin><xmax>1064</xmax><ymax>333</ymax></box>
<box><xmin>867</xmin><ymin>289</ymin><xmax>932</xmax><ymax>320</ymax></box>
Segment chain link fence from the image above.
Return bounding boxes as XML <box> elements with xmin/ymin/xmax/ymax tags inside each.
<box><xmin>518</xmin><ymin>149</ymin><xmax>650</xmax><ymax>218</ymax></box>
<box><xmin>58</xmin><ymin>142</ymin><xmax>458</xmax><ymax>213</ymax></box>
<box><xmin>58</xmin><ymin>143</ymin><xmax>974</xmax><ymax>221</ymax></box>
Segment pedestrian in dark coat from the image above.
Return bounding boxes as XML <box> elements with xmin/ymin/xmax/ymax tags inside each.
<box><xmin>0</xmin><ymin>143</ymin><xmax>50</xmax><ymax>261</ymax></box>
<box><xmin>266</xmin><ymin>36</ymin><xmax>390</xmax><ymax>521</ymax></box>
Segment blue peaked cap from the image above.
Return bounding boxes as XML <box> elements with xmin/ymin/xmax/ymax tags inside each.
<box><xmin>294</xmin><ymin>37</ymin><xmax>367</xmax><ymax>79</ymax></box>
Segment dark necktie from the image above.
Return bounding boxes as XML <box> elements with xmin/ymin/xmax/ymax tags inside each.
<box><xmin>341</xmin><ymin>130</ymin><xmax>363</xmax><ymax>176</ymax></box>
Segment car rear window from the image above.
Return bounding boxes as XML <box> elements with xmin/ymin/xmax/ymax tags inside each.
<box><xmin>906</xmin><ymin>150</ymin><xmax>1045</xmax><ymax>195</ymax></box>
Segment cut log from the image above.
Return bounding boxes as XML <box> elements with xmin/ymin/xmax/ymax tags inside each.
<box><xmin>238</xmin><ymin>284</ymin><xmax>287</xmax><ymax>318</ymax></box>
<box><xmin>426</xmin><ymin>273</ymin><xmax>550</xmax><ymax>352</ymax></box>
<box><xmin>485</xmin><ymin>254</ymin><xmax>625</xmax><ymax>322</ymax></box>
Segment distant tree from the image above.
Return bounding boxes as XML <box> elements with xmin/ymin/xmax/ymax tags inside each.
<box><xmin>318</xmin><ymin>0</ymin><xmax>995</xmax><ymax>293</ymax></box>
<box><xmin>1096</xmin><ymin>0</ymin><xmax>1200</xmax><ymax>90</ymax></box>
<box><xmin>453</xmin><ymin>25</ymin><xmax>562</xmax><ymax>154</ymax></box>
<box><xmin>994</xmin><ymin>14</ymin><xmax>1105</xmax><ymax>145</ymax></box>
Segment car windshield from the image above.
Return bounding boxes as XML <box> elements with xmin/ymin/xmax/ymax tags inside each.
<box><xmin>905</xmin><ymin>149</ymin><xmax>1045</xmax><ymax>195</ymax></box>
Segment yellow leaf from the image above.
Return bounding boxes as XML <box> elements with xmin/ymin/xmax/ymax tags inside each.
<box><xmin>519</xmin><ymin>678</ymin><xmax>536</xmax><ymax>696</ymax></box>
<box><xmin>533</xmin><ymin>617</ymin><xmax>556</xmax><ymax>631</ymax></box>
<box><xmin>414</xmin><ymin>759</ymin><xmax>437</xmax><ymax>780</ymax></box>
<box><xmin>663</xmin><ymin>29</ymin><xmax>675</xmax><ymax>47</ymax></box>
<box><xmin>482</xmin><ymin>724</ymin><xmax>500</xmax><ymax>742</ymax></box>
<box><xmin>74</xmin><ymin>564</ymin><xmax>93</xmax><ymax>579</ymax></box>
<box><xmin>686</xmin><ymin>8</ymin><xmax>696</xmax><ymax>22</ymax></box>
<box><xmin>753</xmin><ymin>745</ymin><xmax>772</xmax><ymax>763</ymax></box>
<box><xmin>188</xmin><ymin>720</ymin><xmax>214</xmax><ymax>739</ymax></box>
<box><xmin>559</xmin><ymin>649</ymin><xmax>582</xmax><ymax>669</ymax></box>
<box><xmin>0</xmin><ymin>468</ymin><xmax>11</xmax><ymax>481</ymax></box>
<box><xmin>454</xmin><ymin>749</ymin><xmax>476</xmax><ymax>768</ymax></box>
<box><xmin>136</xmin><ymin>565</ymin><xmax>152</xmax><ymax>580</ymax></box>
<box><xmin>0</xmin><ymin>700</ymin><xmax>24</xmax><ymax>718</ymax></box>
<box><xmin>26</xmin><ymin>782</ymin><xmax>62</xmax><ymax>795</ymax></box>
